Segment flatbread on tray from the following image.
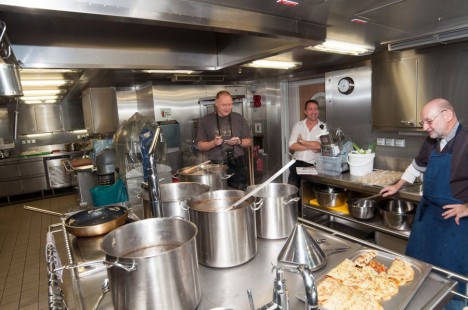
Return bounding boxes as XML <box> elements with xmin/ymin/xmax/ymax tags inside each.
<box><xmin>317</xmin><ymin>250</ymin><xmax>414</xmax><ymax>310</ymax></box>
<box><xmin>354</xmin><ymin>170</ymin><xmax>403</xmax><ymax>187</ymax></box>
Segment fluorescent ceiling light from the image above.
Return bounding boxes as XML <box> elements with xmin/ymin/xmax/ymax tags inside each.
<box><xmin>72</xmin><ymin>129</ymin><xmax>88</xmax><ymax>134</ymax></box>
<box><xmin>305</xmin><ymin>39</ymin><xmax>374</xmax><ymax>56</ymax></box>
<box><xmin>22</xmin><ymin>89</ymin><xmax>66</xmax><ymax>96</ymax></box>
<box><xmin>141</xmin><ymin>70</ymin><xmax>201</xmax><ymax>74</ymax></box>
<box><xmin>22</xmin><ymin>99</ymin><xmax>60</xmax><ymax>104</ymax></box>
<box><xmin>21</xmin><ymin>95</ymin><xmax>62</xmax><ymax>101</ymax></box>
<box><xmin>243</xmin><ymin>60</ymin><xmax>301</xmax><ymax>69</ymax></box>
<box><xmin>20</xmin><ymin>68</ymin><xmax>80</xmax><ymax>74</ymax></box>
<box><xmin>24</xmin><ymin>133</ymin><xmax>53</xmax><ymax>137</ymax></box>
<box><xmin>21</xmin><ymin>79</ymin><xmax>74</xmax><ymax>87</ymax></box>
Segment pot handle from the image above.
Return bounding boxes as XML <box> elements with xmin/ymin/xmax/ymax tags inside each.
<box><xmin>282</xmin><ymin>197</ymin><xmax>300</xmax><ymax>205</ymax></box>
<box><xmin>103</xmin><ymin>258</ymin><xmax>138</xmax><ymax>272</ymax></box>
<box><xmin>53</xmin><ymin>259</ymin><xmax>105</xmax><ymax>273</ymax></box>
<box><xmin>221</xmin><ymin>173</ymin><xmax>235</xmax><ymax>180</ymax></box>
<box><xmin>180</xmin><ymin>200</ymin><xmax>189</xmax><ymax>211</ymax></box>
<box><xmin>250</xmin><ymin>198</ymin><xmax>264</xmax><ymax>211</ymax></box>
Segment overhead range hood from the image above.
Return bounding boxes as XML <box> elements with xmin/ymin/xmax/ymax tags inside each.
<box><xmin>0</xmin><ymin>20</ymin><xmax>22</xmax><ymax>97</ymax></box>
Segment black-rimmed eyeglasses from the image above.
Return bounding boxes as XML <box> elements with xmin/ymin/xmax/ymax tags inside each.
<box><xmin>418</xmin><ymin>110</ymin><xmax>447</xmax><ymax>127</ymax></box>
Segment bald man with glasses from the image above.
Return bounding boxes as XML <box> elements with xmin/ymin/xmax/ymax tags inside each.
<box><xmin>380</xmin><ymin>98</ymin><xmax>468</xmax><ymax>302</ymax></box>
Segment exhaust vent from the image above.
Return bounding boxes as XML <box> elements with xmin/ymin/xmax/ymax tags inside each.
<box><xmin>171</xmin><ymin>75</ymin><xmax>225</xmax><ymax>82</ymax></box>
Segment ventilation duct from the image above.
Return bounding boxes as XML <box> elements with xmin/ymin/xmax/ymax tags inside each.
<box><xmin>387</xmin><ymin>27</ymin><xmax>468</xmax><ymax>51</ymax></box>
<box><xmin>0</xmin><ymin>20</ymin><xmax>23</xmax><ymax>97</ymax></box>
<box><xmin>170</xmin><ymin>75</ymin><xmax>225</xmax><ymax>82</ymax></box>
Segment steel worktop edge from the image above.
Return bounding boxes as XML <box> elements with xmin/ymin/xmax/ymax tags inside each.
<box><xmin>59</xmin><ymin>222</ymin><xmax>456</xmax><ymax>310</ymax></box>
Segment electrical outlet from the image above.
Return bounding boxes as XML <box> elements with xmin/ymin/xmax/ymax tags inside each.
<box><xmin>254</xmin><ymin>122</ymin><xmax>262</xmax><ymax>134</ymax></box>
<box><xmin>376</xmin><ymin>138</ymin><xmax>385</xmax><ymax>146</ymax></box>
<box><xmin>31</xmin><ymin>139</ymin><xmax>36</xmax><ymax>143</ymax></box>
<box><xmin>395</xmin><ymin>138</ymin><xmax>406</xmax><ymax>147</ymax></box>
<box><xmin>385</xmin><ymin>138</ymin><xmax>395</xmax><ymax>147</ymax></box>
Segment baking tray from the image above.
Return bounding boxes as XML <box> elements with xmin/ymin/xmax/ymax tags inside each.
<box><xmin>297</xmin><ymin>248</ymin><xmax>432</xmax><ymax>310</ymax></box>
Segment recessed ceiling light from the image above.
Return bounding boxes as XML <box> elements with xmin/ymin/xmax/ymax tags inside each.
<box><xmin>243</xmin><ymin>60</ymin><xmax>302</xmax><ymax>69</ymax></box>
<box><xmin>305</xmin><ymin>39</ymin><xmax>374</xmax><ymax>56</ymax></box>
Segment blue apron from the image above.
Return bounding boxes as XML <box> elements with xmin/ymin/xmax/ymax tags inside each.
<box><xmin>406</xmin><ymin>125</ymin><xmax>468</xmax><ymax>293</ymax></box>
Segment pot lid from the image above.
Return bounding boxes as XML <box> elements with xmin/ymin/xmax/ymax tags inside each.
<box><xmin>277</xmin><ymin>223</ymin><xmax>326</xmax><ymax>272</ymax></box>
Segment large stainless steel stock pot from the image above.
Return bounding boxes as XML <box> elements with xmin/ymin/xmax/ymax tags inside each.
<box><xmin>188</xmin><ymin>190</ymin><xmax>258</xmax><ymax>268</ymax></box>
<box><xmin>100</xmin><ymin>218</ymin><xmax>201</xmax><ymax>310</ymax></box>
<box><xmin>175</xmin><ymin>163</ymin><xmax>233</xmax><ymax>190</ymax></box>
<box><xmin>246</xmin><ymin>183</ymin><xmax>299</xmax><ymax>239</ymax></box>
<box><xmin>141</xmin><ymin>182</ymin><xmax>210</xmax><ymax>220</ymax></box>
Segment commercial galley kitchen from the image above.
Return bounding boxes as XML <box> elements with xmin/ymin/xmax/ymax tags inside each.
<box><xmin>2</xmin><ymin>0</ymin><xmax>468</xmax><ymax>309</ymax></box>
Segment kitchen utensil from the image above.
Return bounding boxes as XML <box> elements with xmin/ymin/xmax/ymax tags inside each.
<box><xmin>24</xmin><ymin>205</ymin><xmax>128</xmax><ymax>237</ymax></box>
<box><xmin>188</xmin><ymin>190</ymin><xmax>257</xmax><ymax>268</ymax></box>
<box><xmin>246</xmin><ymin>183</ymin><xmax>299</xmax><ymax>239</ymax></box>
<box><xmin>229</xmin><ymin>158</ymin><xmax>296</xmax><ymax>210</ymax></box>
<box><xmin>313</xmin><ymin>184</ymin><xmax>347</xmax><ymax>208</ymax></box>
<box><xmin>100</xmin><ymin>218</ymin><xmax>201</xmax><ymax>310</ymax></box>
<box><xmin>353</xmin><ymin>192</ymin><xmax>381</xmax><ymax>205</ymax></box>
<box><xmin>92</xmin><ymin>279</ymin><xmax>110</xmax><ymax>310</ymax></box>
<box><xmin>180</xmin><ymin>160</ymin><xmax>211</xmax><ymax>174</ymax></box>
<box><xmin>277</xmin><ymin>223</ymin><xmax>327</xmax><ymax>271</ymax></box>
<box><xmin>378</xmin><ymin>199</ymin><xmax>416</xmax><ymax>230</ymax></box>
<box><xmin>140</xmin><ymin>182</ymin><xmax>210</xmax><ymax>220</ymax></box>
<box><xmin>175</xmin><ymin>163</ymin><xmax>233</xmax><ymax>190</ymax></box>
<box><xmin>347</xmin><ymin>198</ymin><xmax>377</xmax><ymax>220</ymax></box>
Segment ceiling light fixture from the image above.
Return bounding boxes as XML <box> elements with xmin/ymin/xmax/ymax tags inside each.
<box><xmin>386</xmin><ymin>26</ymin><xmax>468</xmax><ymax>51</ymax></box>
<box><xmin>305</xmin><ymin>39</ymin><xmax>375</xmax><ymax>56</ymax></box>
<box><xmin>22</xmin><ymin>89</ymin><xmax>66</xmax><ymax>96</ymax></box>
<box><xmin>21</xmin><ymin>79</ymin><xmax>74</xmax><ymax>87</ymax></box>
<box><xmin>243</xmin><ymin>60</ymin><xmax>302</xmax><ymax>69</ymax></box>
<box><xmin>140</xmin><ymin>70</ymin><xmax>201</xmax><ymax>74</ymax></box>
<box><xmin>22</xmin><ymin>99</ymin><xmax>59</xmax><ymax>104</ymax></box>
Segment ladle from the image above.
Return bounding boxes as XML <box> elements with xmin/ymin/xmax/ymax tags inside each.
<box><xmin>93</xmin><ymin>278</ymin><xmax>110</xmax><ymax>310</ymax></box>
<box><xmin>228</xmin><ymin>159</ymin><xmax>296</xmax><ymax>210</ymax></box>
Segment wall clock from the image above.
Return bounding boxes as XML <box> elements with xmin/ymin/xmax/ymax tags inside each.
<box><xmin>337</xmin><ymin>77</ymin><xmax>355</xmax><ymax>95</ymax></box>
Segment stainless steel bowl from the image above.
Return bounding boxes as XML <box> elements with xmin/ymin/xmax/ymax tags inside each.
<box><xmin>378</xmin><ymin>199</ymin><xmax>417</xmax><ymax>231</ymax></box>
<box><xmin>348</xmin><ymin>199</ymin><xmax>376</xmax><ymax>220</ymax></box>
<box><xmin>313</xmin><ymin>185</ymin><xmax>347</xmax><ymax>208</ymax></box>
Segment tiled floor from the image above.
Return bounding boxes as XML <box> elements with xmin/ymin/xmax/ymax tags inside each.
<box><xmin>0</xmin><ymin>193</ymin><xmax>79</xmax><ymax>310</ymax></box>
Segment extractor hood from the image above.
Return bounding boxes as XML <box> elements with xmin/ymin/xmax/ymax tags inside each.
<box><xmin>0</xmin><ymin>20</ymin><xmax>22</xmax><ymax>97</ymax></box>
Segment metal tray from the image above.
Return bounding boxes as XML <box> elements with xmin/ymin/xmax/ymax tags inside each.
<box><xmin>297</xmin><ymin>248</ymin><xmax>432</xmax><ymax>310</ymax></box>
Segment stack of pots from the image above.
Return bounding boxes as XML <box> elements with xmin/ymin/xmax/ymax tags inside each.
<box><xmin>175</xmin><ymin>163</ymin><xmax>232</xmax><ymax>190</ymax></box>
<box><xmin>100</xmin><ymin>218</ymin><xmax>201</xmax><ymax>309</ymax></box>
<box><xmin>188</xmin><ymin>190</ymin><xmax>258</xmax><ymax>268</ymax></box>
<box><xmin>140</xmin><ymin>182</ymin><xmax>210</xmax><ymax>220</ymax></box>
<box><xmin>246</xmin><ymin>183</ymin><xmax>300</xmax><ymax>239</ymax></box>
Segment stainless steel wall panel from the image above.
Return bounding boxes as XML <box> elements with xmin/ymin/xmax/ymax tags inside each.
<box><xmin>82</xmin><ymin>88</ymin><xmax>119</xmax><ymax>134</ymax></box>
<box><xmin>326</xmin><ymin>67</ymin><xmax>373</xmax><ymax>149</ymax></box>
<box><xmin>116</xmin><ymin>88</ymin><xmax>138</xmax><ymax>124</ymax></box>
<box><xmin>34</xmin><ymin>105</ymin><xmax>63</xmax><ymax>132</ymax></box>
<box><xmin>20</xmin><ymin>158</ymin><xmax>45</xmax><ymax>177</ymax></box>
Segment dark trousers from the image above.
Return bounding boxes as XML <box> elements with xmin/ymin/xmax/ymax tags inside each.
<box><xmin>288</xmin><ymin>160</ymin><xmax>313</xmax><ymax>189</ymax></box>
<box><xmin>288</xmin><ymin>160</ymin><xmax>313</xmax><ymax>217</ymax></box>
<box><xmin>227</xmin><ymin>156</ymin><xmax>248</xmax><ymax>190</ymax></box>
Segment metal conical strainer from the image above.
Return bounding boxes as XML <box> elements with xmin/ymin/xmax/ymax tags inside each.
<box><xmin>277</xmin><ymin>223</ymin><xmax>327</xmax><ymax>271</ymax></box>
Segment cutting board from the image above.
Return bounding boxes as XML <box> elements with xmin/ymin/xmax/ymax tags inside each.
<box><xmin>309</xmin><ymin>198</ymin><xmax>350</xmax><ymax>215</ymax></box>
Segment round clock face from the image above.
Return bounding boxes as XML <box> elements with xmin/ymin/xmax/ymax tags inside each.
<box><xmin>337</xmin><ymin>77</ymin><xmax>355</xmax><ymax>95</ymax></box>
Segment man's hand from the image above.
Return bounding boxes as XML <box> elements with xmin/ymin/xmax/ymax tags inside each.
<box><xmin>225</xmin><ymin>137</ymin><xmax>241</xmax><ymax>146</ymax></box>
<box><xmin>442</xmin><ymin>203</ymin><xmax>468</xmax><ymax>225</ymax></box>
<box><xmin>214</xmin><ymin>136</ymin><xmax>223</xmax><ymax>146</ymax></box>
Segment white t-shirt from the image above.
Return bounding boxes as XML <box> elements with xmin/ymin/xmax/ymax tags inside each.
<box><xmin>289</xmin><ymin>119</ymin><xmax>325</xmax><ymax>164</ymax></box>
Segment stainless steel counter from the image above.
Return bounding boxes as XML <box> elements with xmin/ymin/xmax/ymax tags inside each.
<box><xmin>300</xmin><ymin>171</ymin><xmax>422</xmax><ymax>202</ymax></box>
<box><xmin>58</xmin><ymin>221</ymin><xmax>456</xmax><ymax>310</ymax></box>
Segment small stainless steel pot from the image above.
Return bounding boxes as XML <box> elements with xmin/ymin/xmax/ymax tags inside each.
<box><xmin>175</xmin><ymin>164</ymin><xmax>233</xmax><ymax>191</ymax></box>
<box><xmin>141</xmin><ymin>182</ymin><xmax>210</xmax><ymax>220</ymax></box>
<box><xmin>246</xmin><ymin>183</ymin><xmax>299</xmax><ymax>239</ymax></box>
<box><xmin>188</xmin><ymin>190</ymin><xmax>258</xmax><ymax>268</ymax></box>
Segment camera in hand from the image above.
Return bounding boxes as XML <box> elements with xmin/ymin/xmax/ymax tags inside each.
<box><xmin>225</xmin><ymin>149</ymin><xmax>237</xmax><ymax>167</ymax></box>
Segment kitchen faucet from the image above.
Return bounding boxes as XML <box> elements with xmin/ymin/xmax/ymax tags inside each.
<box><xmin>247</xmin><ymin>264</ymin><xmax>318</xmax><ymax>310</ymax></box>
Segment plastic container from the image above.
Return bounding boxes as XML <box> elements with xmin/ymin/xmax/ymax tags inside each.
<box><xmin>347</xmin><ymin>152</ymin><xmax>375</xmax><ymax>176</ymax></box>
<box><xmin>316</xmin><ymin>155</ymin><xmax>342</xmax><ymax>176</ymax></box>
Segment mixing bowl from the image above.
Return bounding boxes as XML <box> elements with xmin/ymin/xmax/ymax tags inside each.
<box><xmin>313</xmin><ymin>185</ymin><xmax>347</xmax><ymax>208</ymax></box>
<box><xmin>378</xmin><ymin>199</ymin><xmax>417</xmax><ymax>230</ymax></box>
<box><xmin>348</xmin><ymin>198</ymin><xmax>376</xmax><ymax>220</ymax></box>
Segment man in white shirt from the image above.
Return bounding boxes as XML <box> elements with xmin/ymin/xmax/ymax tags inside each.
<box><xmin>288</xmin><ymin>99</ymin><xmax>325</xmax><ymax>189</ymax></box>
